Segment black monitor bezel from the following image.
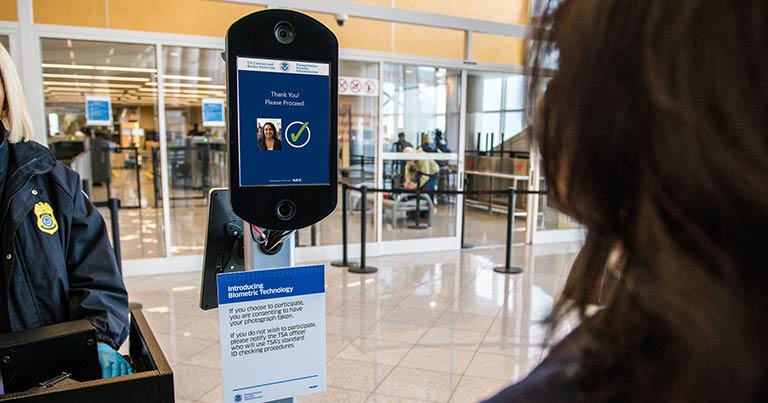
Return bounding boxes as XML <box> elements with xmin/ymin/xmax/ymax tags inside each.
<box><xmin>226</xmin><ymin>10</ymin><xmax>339</xmax><ymax>230</ymax></box>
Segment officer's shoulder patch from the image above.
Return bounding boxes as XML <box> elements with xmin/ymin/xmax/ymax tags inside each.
<box><xmin>34</xmin><ymin>202</ymin><xmax>59</xmax><ymax>235</ymax></box>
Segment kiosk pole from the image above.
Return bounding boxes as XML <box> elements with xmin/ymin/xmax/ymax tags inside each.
<box><xmin>244</xmin><ymin>229</ymin><xmax>297</xmax><ymax>403</ymax></box>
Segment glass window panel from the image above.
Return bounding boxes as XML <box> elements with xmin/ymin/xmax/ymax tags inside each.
<box><xmin>162</xmin><ymin>46</ymin><xmax>227</xmax><ymax>256</ymax></box>
<box><xmin>503</xmin><ymin>111</ymin><xmax>524</xmax><ymax>138</ymax></box>
<box><xmin>464</xmin><ymin>72</ymin><xmax>533</xmax><ymax>246</ymax></box>
<box><xmin>482</xmin><ymin>77</ymin><xmax>503</xmax><ymax>111</ymax></box>
<box><xmin>41</xmin><ymin>38</ymin><xmax>164</xmax><ymax>259</ymax></box>
<box><xmin>381</xmin><ymin>63</ymin><xmax>461</xmax><ymax>242</ymax></box>
<box><xmin>505</xmin><ymin>75</ymin><xmax>525</xmax><ymax>110</ymax></box>
<box><xmin>295</xmin><ymin>60</ymin><xmax>380</xmax><ymax>247</ymax></box>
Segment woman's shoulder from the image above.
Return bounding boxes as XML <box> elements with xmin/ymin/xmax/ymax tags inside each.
<box><xmin>482</xmin><ymin>356</ymin><xmax>583</xmax><ymax>403</ymax></box>
<box><xmin>483</xmin><ymin>317</ymin><xmax>598</xmax><ymax>403</ymax></box>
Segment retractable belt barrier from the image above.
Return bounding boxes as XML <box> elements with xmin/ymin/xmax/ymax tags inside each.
<box><xmin>331</xmin><ymin>182</ymin><xmax>547</xmax><ymax>275</ymax></box>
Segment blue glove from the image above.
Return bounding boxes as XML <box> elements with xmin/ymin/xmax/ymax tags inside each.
<box><xmin>97</xmin><ymin>343</ymin><xmax>134</xmax><ymax>378</ymax></box>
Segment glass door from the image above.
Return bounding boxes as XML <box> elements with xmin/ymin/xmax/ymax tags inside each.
<box><xmin>161</xmin><ymin>46</ymin><xmax>227</xmax><ymax>256</ymax></box>
<box><xmin>41</xmin><ymin>38</ymin><xmax>164</xmax><ymax>259</ymax></box>
<box><xmin>381</xmin><ymin>64</ymin><xmax>461</xmax><ymax>242</ymax></box>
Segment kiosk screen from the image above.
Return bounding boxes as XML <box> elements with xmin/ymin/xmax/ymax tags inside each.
<box><xmin>236</xmin><ymin>57</ymin><xmax>330</xmax><ymax>187</ymax></box>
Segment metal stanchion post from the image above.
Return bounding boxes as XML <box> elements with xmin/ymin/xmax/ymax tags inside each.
<box><xmin>494</xmin><ymin>187</ymin><xmax>523</xmax><ymax>274</ymax></box>
<box><xmin>108</xmin><ymin>198</ymin><xmax>122</xmax><ymax>275</ymax></box>
<box><xmin>331</xmin><ymin>183</ymin><xmax>354</xmax><ymax>267</ymax></box>
<box><xmin>349</xmin><ymin>185</ymin><xmax>377</xmax><ymax>274</ymax></box>
<box><xmin>134</xmin><ymin>148</ymin><xmax>142</xmax><ymax>208</ymax></box>
<box><xmin>461</xmin><ymin>176</ymin><xmax>474</xmax><ymax>249</ymax></box>
<box><xmin>408</xmin><ymin>174</ymin><xmax>430</xmax><ymax>230</ymax></box>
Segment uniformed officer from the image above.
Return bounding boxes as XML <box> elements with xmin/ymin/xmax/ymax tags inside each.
<box><xmin>0</xmin><ymin>44</ymin><xmax>131</xmax><ymax>379</ymax></box>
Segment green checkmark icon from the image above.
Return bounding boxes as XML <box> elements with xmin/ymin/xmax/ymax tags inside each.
<box><xmin>290</xmin><ymin>122</ymin><xmax>309</xmax><ymax>143</ymax></box>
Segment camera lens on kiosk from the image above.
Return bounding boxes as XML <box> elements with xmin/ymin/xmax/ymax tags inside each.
<box><xmin>274</xmin><ymin>21</ymin><xmax>295</xmax><ymax>45</ymax></box>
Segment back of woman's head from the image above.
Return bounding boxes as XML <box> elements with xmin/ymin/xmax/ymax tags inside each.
<box><xmin>529</xmin><ymin>1</ymin><xmax>768</xmax><ymax>401</ymax></box>
<box><xmin>0</xmin><ymin>44</ymin><xmax>33</xmax><ymax>143</ymax></box>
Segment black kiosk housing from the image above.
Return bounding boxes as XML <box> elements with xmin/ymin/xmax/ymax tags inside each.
<box><xmin>227</xmin><ymin>10</ymin><xmax>339</xmax><ymax>230</ymax></box>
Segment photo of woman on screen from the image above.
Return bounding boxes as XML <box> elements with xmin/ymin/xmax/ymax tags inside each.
<box><xmin>257</xmin><ymin>121</ymin><xmax>282</xmax><ymax>151</ymax></box>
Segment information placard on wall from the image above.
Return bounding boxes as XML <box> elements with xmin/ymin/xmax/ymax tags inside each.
<box><xmin>85</xmin><ymin>95</ymin><xmax>112</xmax><ymax>126</ymax></box>
<box><xmin>218</xmin><ymin>265</ymin><xmax>326</xmax><ymax>402</ymax></box>
<box><xmin>202</xmin><ymin>98</ymin><xmax>226</xmax><ymax>127</ymax></box>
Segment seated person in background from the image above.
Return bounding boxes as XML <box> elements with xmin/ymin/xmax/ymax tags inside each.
<box><xmin>485</xmin><ymin>1</ymin><xmax>768</xmax><ymax>402</ymax></box>
<box><xmin>0</xmin><ymin>44</ymin><xmax>131</xmax><ymax>379</ymax></box>
<box><xmin>186</xmin><ymin>123</ymin><xmax>203</xmax><ymax>137</ymax></box>
<box><xmin>402</xmin><ymin>146</ymin><xmax>439</xmax><ymax>193</ymax></box>
<box><xmin>257</xmin><ymin>122</ymin><xmax>282</xmax><ymax>151</ymax></box>
<box><xmin>419</xmin><ymin>132</ymin><xmax>437</xmax><ymax>152</ymax></box>
<box><xmin>434</xmin><ymin>129</ymin><xmax>451</xmax><ymax>153</ymax></box>
<box><xmin>391</xmin><ymin>131</ymin><xmax>413</xmax><ymax>152</ymax></box>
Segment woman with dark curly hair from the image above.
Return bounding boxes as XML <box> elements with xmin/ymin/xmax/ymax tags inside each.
<box><xmin>485</xmin><ymin>1</ymin><xmax>768</xmax><ymax>402</ymax></box>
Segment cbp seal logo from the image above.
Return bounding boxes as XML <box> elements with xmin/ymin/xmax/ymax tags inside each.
<box><xmin>234</xmin><ymin>394</ymin><xmax>243</xmax><ymax>402</ymax></box>
<box><xmin>280</xmin><ymin>62</ymin><xmax>290</xmax><ymax>71</ymax></box>
<box><xmin>34</xmin><ymin>202</ymin><xmax>59</xmax><ymax>235</ymax></box>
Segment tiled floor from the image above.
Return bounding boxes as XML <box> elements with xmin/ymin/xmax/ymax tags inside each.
<box><xmin>124</xmin><ymin>242</ymin><xmax>579</xmax><ymax>402</ymax></box>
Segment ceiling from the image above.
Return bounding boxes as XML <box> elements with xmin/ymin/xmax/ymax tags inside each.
<box><xmin>41</xmin><ymin>38</ymin><xmax>226</xmax><ymax>108</ymax></box>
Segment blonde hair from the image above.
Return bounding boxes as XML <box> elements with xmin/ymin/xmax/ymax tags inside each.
<box><xmin>0</xmin><ymin>43</ymin><xmax>34</xmax><ymax>143</ymax></box>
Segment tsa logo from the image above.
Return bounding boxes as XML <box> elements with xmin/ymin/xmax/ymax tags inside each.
<box><xmin>234</xmin><ymin>394</ymin><xmax>243</xmax><ymax>402</ymax></box>
<box><xmin>280</xmin><ymin>62</ymin><xmax>290</xmax><ymax>71</ymax></box>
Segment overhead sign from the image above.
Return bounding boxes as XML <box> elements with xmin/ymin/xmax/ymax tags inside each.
<box><xmin>85</xmin><ymin>95</ymin><xmax>112</xmax><ymax>126</ymax></box>
<box><xmin>218</xmin><ymin>265</ymin><xmax>326</xmax><ymax>402</ymax></box>
<box><xmin>339</xmin><ymin>76</ymin><xmax>378</xmax><ymax>97</ymax></box>
<box><xmin>202</xmin><ymin>98</ymin><xmax>226</xmax><ymax>127</ymax></box>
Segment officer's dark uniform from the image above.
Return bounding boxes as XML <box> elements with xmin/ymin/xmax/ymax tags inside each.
<box><xmin>0</xmin><ymin>125</ymin><xmax>129</xmax><ymax>349</ymax></box>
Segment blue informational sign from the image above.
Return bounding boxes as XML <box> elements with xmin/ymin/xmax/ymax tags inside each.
<box><xmin>217</xmin><ymin>265</ymin><xmax>327</xmax><ymax>402</ymax></box>
<box><xmin>85</xmin><ymin>95</ymin><xmax>112</xmax><ymax>126</ymax></box>
<box><xmin>236</xmin><ymin>57</ymin><xmax>330</xmax><ymax>187</ymax></box>
<box><xmin>203</xmin><ymin>98</ymin><xmax>225</xmax><ymax>127</ymax></box>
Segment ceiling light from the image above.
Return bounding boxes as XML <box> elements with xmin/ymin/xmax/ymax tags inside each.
<box><xmin>108</xmin><ymin>47</ymin><xmax>115</xmax><ymax>56</ymax></box>
<box><xmin>66</xmin><ymin>39</ymin><xmax>72</xmax><ymax>48</ymax></box>
<box><xmin>42</xmin><ymin>63</ymin><xmax>157</xmax><ymax>73</ymax></box>
<box><xmin>165</xmin><ymin>93</ymin><xmax>207</xmax><ymax>99</ymax></box>
<box><xmin>47</xmin><ymin>87</ymin><xmax>123</xmax><ymax>93</ymax></box>
<box><xmin>69</xmin><ymin>50</ymin><xmax>75</xmax><ymax>60</ymax></box>
<box><xmin>43</xmin><ymin>73</ymin><xmax>150</xmax><ymax>82</ymax></box>
<box><xmin>170</xmin><ymin>52</ymin><xmax>180</xmax><ymax>57</ymax></box>
<box><xmin>44</xmin><ymin>81</ymin><xmax>141</xmax><ymax>89</ymax></box>
<box><xmin>163</xmin><ymin>74</ymin><xmax>212</xmax><ymax>82</ymax></box>
<box><xmin>146</xmin><ymin>82</ymin><xmax>225</xmax><ymax>89</ymax></box>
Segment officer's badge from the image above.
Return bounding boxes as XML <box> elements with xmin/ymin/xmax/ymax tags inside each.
<box><xmin>34</xmin><ymin>202</ymin><xmax>58</xmax><ymax>235</ymax></box>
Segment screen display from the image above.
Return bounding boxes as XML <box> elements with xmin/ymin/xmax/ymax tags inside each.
<box><xmin>236</xmin><ymin>57</ymin><xmax>330</xmax><ymax>187</ymax></box>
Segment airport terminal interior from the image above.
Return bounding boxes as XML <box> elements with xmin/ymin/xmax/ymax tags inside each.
<box><xmin>0</xmin><ymin>0</ymin><xmax>586</xmax><ymax>401</ymax></box>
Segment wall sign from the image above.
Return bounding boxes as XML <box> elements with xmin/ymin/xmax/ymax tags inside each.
<box><xmin>85</xmin><ymin>95</ymin><xmax>112</xmax><ymax>126</ymax></box>
<box><xmin>339</xmin><ymin>76</ymin><xmax>378</xmax><ymax>97</ymax></box>
<box><xmin>202</xmin><ymin>98</ymin><xmax>226</xmax><ymax>127</ymax></box>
